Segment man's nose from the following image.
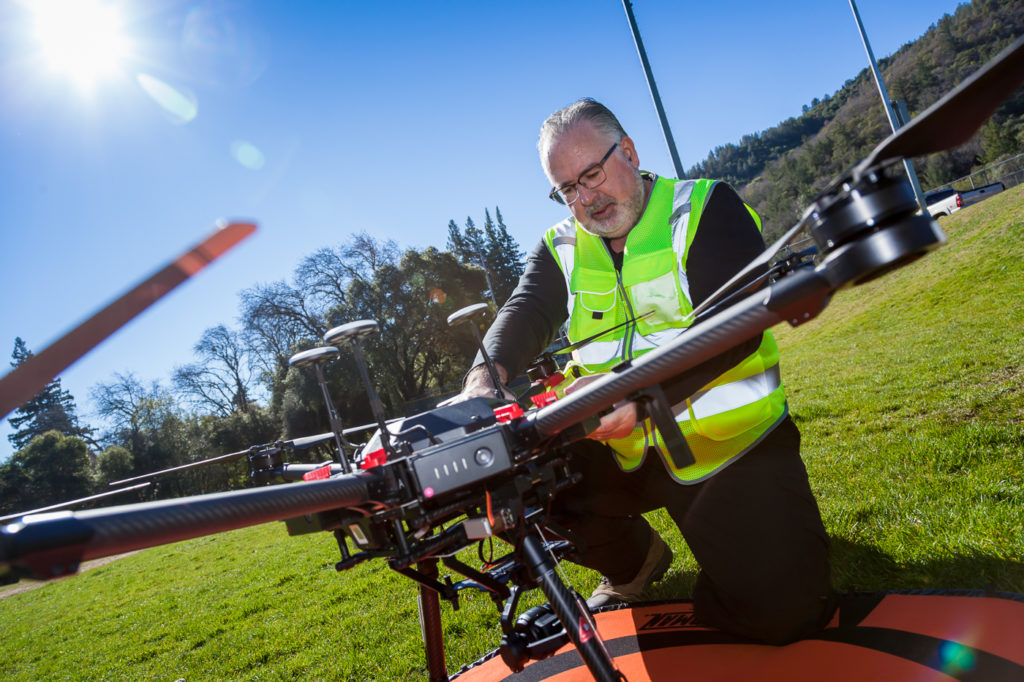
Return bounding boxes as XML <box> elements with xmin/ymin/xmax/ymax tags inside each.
<box><xmin>577</xmin><ymin>183</ymin><xmax>600</xmax><ymax>205</ymax></box>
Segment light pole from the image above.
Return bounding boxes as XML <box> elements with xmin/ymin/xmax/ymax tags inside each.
<box><xmin>622</xmin><ymin>0</ymin><xmax>685</xmax><ymax>179</ymax></box>
<box><xmin>849</xmin><ymin>0</ymin><xmax>928</xmax><ymax>210</ymax></box>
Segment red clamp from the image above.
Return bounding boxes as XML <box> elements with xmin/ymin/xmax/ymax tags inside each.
<box><xmin>530</xmin><ymin>391</ymin><xmax>558</xmax><ymax>408</ymax></box>
<box><xmin>360</xmin><ymin>448</ymin><xmax>388</xmax><ymax>470</ymax></box>
<box><xmin>541</xmin><ymin>372</ymin><xmax>565</xmax><ymax>388</ymax></box>
<box><xmin>493</xmin><ymin>403</ymin><xmax>524</xmax><ymax>423</ymax></box>
<box><xmin>302</xmin><ymin>464</ymin><xmax>332</xmax><ymax>481</ymax></box>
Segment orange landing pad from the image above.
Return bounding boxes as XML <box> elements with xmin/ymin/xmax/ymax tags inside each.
<box><xmin>452</xmin><ymin>592</ymin><xmax>1024</xmax><ymax>681</ymax></box>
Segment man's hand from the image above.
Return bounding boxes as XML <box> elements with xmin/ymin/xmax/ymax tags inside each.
<box><xmin>563</xmin><ymin>373</ymin><xmax>638</xmax><ymax>441</ymax></box>
<box><xmin>438</xmin><ymin>363</ymin><xmax>516</xmax><ymax>406</ymax></box>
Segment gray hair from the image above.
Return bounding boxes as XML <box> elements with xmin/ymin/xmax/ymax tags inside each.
<box><xmin>538</xmin><ymin>98</ymin><xmax>627</xmax><ymax>162</ymax></box>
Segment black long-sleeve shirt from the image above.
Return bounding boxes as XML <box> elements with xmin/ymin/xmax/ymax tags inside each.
<box><xmin>479</xmin><ymin>180</ymin><xmax>767</xmax><ymax>404</ymax></box>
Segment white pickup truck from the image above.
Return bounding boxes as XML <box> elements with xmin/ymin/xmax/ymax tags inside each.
<box><xmin>925</xmin><ymin>182</ymin><xmax>1005</xmax><ymax>218</ymax></box>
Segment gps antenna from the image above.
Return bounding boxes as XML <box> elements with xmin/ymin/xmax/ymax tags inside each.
<box><xmin>324</xmin><ymin>321</ymin><xmax>396</xmax><ymax>457</ymax></box>
<box><xmin>448</xmin><ymin>303</ymin><xmax>505</xmax><ymax>401</ymax></box>
<box><xmin>288</xmin><ymin>346</ymin><xmax>354</xmax><ymax>473</ymax></box>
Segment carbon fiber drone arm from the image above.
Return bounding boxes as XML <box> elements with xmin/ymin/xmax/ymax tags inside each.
<box><xmin>1</xmin><ymin>473</ymin><xmax>374</xmax><ymax>582</ymax></box>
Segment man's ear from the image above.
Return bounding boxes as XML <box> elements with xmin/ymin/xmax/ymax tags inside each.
<box><xmin>620</xmin><ymin>136</ymin><xmax>640</xmax><ymax>169</ymax></box>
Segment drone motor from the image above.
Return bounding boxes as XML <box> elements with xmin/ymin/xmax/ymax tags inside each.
<box><xmin>809</xmin><ymin>168</ymin><xmax>945</xmax><ymax>288</ymax></box>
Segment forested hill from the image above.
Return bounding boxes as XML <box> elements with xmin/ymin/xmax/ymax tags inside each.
<box><xmin>685</xmin><ymin>0</ymin><xmax>1024</xmax><ymax>239</ymax></box>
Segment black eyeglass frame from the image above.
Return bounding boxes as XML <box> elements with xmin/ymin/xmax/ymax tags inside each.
<box><xmin>548</xmin><ymin>142</ymin><xmax>618</xmax><ymax>205</ymax></box>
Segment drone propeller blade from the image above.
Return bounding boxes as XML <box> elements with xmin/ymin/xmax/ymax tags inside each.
<box><xmin>108</xmin><ymin>445</ymin><xmax>254</xmax><ymax>486</ymax></box>
<box><xmin>0</xmin><ymin>482</ymin><xmax>150</xmax><ymax>523</ymax></box>
<box><xmin>342</xmin><ymin>420</ymin><xmax>391</xmax><ymax>436</ymax></box>
<box><xmin>108</xmin><ymin>433</ymin><xmax>338</xmax><ymax>486</ymax></box>
<box><xmin>0</xmin><ymin>221</ymin><xmax>257</xmax><ymax>420</ymax></box>
<box><xmin>691</xmin><ymin>216</ymin><xmax>810</xmax><ymax>319</ymax></box>
<box><xmin>286</xmin><ymin>432</ymin><xmax>336</xmax><ymax>450</ymax></box>
<box><xmin>859</xmin><ymin>34</ymin><xmax>1024</xmax><ymax>172</ymax></box>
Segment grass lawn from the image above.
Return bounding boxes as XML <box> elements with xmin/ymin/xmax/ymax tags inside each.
<box><xmin>1</xmin><ymin>186</ymin><xmax>1022</xmax><ymax>679</ymax></box>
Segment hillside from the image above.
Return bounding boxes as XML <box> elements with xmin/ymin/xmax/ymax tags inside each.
<box><xmin>1</xmin><ymin>188</ymin><xmax>1022</xmax><ymax>678</ymax></box>
<box><xmin>687</xmin><ymin>0</ymin><xmax>1024</xmax><ymax>240</ymax></box>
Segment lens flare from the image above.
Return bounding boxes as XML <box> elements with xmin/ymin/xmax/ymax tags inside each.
<box><xmin>230</xmin><ymin>140</ymin><xmax>265</xmax><ymax>170</ymax></box>
<box><xmin>181</xmin><ymin>3</ymin><xmax>269</xmax><ymax>89</ymax></box>
<box><xmin>31</xmin><ymin>0</ymin><xmax>130</xmax><ymax>89</ymax></box>
<box><xmin>136</xmin><ymin>74</ymin><xmax>198</xmax><ymax>125</ymax></box>
<box><xmin>939</xmin><ymin>640</ymin><xmax>977</xmax><ymax>675</ymax></box>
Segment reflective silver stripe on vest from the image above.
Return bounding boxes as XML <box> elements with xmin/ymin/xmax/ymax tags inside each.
<box><xmin>631</xmin><ymin>327</ymin><xmax>686</xmax><ymax>353</ymax></box>
<box><xmin>670</xmin><ymin>180</ymin><xmax>696</xmax><ymax>226</ymax></box>
<box><xmin>678</xmin><ymin>364</ymin><xmax>782</xmax><ymax>420</ymax></box>
<box><xmin>549</xmin><ymin>218</ymin><xmax>578</xmax><ymax>321</ymax></box>
<box><xmin>573</xmin><ymin>338</ymin><xmax>624</xmax><ymax>366</ymax></box>
<box><xmin>574</xmin><ymin>327</ymin><xmax>684</xmax><ymax>366</ymax></box>
<box><xmin>671</xmin><ymin>180</ymin><xmax>697</xmax><ymax>305</ymax></box>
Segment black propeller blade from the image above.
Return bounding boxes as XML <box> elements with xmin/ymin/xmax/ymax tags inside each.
<box><xmin>0</xmin><ymin>483</ymin><xmax>151</xmax><ymax>523</ymax></box>
<box><xmin>286</xmin><ymin>432</ymin><xmax>337</xmax><ymax>450</ymax></box>
<box><xmin>691</xmin><ymin>213</ymin><xmax>817</xmax><ymax>320</ymax></box>
<box><xmin>107</xmin><ymin>446</ymin><xmax>257</xmax><ymax>486</ymax></box>
<box><xmin>106</xmin><ymin>432</ymin><xmax>341</xmax><ymax>487</ymax></box>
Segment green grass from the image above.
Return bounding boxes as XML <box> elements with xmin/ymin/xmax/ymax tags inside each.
<box><xmin>2</xmin><ymin>187</ymin><xmax>1023</xmax><ymax>679</ymax></box>
<box><xmin>778</xmin><ymin>186</ymin><xmax>1024</xmax><ymax>590</ymax></box>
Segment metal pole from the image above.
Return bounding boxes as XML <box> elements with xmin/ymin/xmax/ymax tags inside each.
<box><xmin>622</xmin><ymin>0</ymin><xmax>685</xmax><ymax>179</ymax></box>
<box><xmin>312</xmin><ymin>363</ymin><xmax>352</xmax><ymax>472</ymax></box>
<box><xmin>849</xmin><ymin>0</ymin><xmax>928</xmax><ymax>211</ymax></box>
<box><xmin>476</xmin><ymin>245</ymin><xmax>499</xmax><ymax>309</ymax></box>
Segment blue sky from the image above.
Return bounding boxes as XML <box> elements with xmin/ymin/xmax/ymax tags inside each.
<box><xmin>0</xmin><ymin>0</ymin><xmax>965</xmax><ymax>459</ymax></box>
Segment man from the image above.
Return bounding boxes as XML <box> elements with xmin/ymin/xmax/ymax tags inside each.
<box><xmin>456</xmin><ymin>98</ymin><xmax>833</xmax><ymax>644</ymax></box>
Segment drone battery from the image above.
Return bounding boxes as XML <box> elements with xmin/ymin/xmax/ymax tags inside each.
<box><xmin>410</xmin><ymin>426</ymin><xmax>512</xmax><ymax>500</ymax></box>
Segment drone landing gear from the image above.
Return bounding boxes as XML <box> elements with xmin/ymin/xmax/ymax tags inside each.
<box><xmin>412</xmin><ymin>530</ymin><xmax>623</xmax><ymax>681</ymax></box>
<box><xmin>417</xmin><ymin>559</ymin><xmax>449</xmax><ymax>682</ymax></box>
<box><xmin>499</xmin><ymin>533</ymin><xmax>624</xmax><ymax>681</ymax></box>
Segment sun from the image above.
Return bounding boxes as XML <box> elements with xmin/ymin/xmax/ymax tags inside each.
<box><xmin>31</xmin><ymin>0</ymin><xmax>130</xmax><ymax>89</ymax></box>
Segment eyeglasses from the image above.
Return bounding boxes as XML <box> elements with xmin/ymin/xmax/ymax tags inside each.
<box><xmin>548</xmin><ymin>143</ymin><xmax>618</xmax><ymax>206</ymax></box>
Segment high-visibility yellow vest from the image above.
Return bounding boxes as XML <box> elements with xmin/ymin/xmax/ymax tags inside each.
<box><xmin>543</xmin><ymin>176</ymin><xmax>787</xmax><ymax>483</ymax></box>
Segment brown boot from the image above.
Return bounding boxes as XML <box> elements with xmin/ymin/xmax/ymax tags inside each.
<box><xmin>586</xmin><ymin>528</ymin><xmax>673</xmax><ymax>610</ymax></box>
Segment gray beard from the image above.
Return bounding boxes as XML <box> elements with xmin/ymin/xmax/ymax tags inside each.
<box><xmin>577</xmin><ymin>168</ymin><xmax>646</xmax><ymax>239</ymax></box>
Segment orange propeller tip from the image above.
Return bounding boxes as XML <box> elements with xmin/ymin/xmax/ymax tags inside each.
<box><xmin>216</xmin><ymin>219</ymin><xmax>258</xmax><ymax>234</ymax></box>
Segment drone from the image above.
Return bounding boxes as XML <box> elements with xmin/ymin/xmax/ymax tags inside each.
<box><xmin>2</xmin><ymin>36</ymin><xmax>1023</xmax><ymax>682</ymax></box>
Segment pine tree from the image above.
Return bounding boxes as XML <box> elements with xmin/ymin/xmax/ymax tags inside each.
<box><xmin>466</xmin><ymin>215</ymin><xmax>498</xmax><ymax>307</ymax></box>
<box><xmin>445</xmin><ymin>208</ymin><xmax>526</xmax><ymax>308</ymax></box>
<box><xmin>7</xmin><ymin>337</ymin><xmax>92</xmax><ymax>450</ymax></box>
<box><xmin>446</xmin><ymin>219</ymin><xmax>466</xmax><ymax>257</ymax></box>
<box><xmin>447</xmin><ymin>217</ymin><xmax>497</xmax><ymax>306</ymax></box>
<box><xmin>462</xmin><ymin>216</ymin><xmax>486</xmax><ymax>264</ymax></box>
<box><xmin>489</xmin><ymin>207</ymin><xmax>525</xmax><ymax>305</ymax></box>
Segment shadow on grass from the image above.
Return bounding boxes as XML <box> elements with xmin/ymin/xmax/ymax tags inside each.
<box><xmin>642</xmin><ymin>537</ymin><xmax>1024</xmax><ymax>602</ymax></box>
<box><xmin>830</xmin><ymin>537</ymin><xmax>1024</xmax><ymax>594</ymax></box>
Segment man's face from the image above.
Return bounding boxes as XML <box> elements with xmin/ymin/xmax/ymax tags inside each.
<box><xmin>544</xmin><ymin>121</ymin><xmax>645</xmax><ymax>240</ymax></box>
